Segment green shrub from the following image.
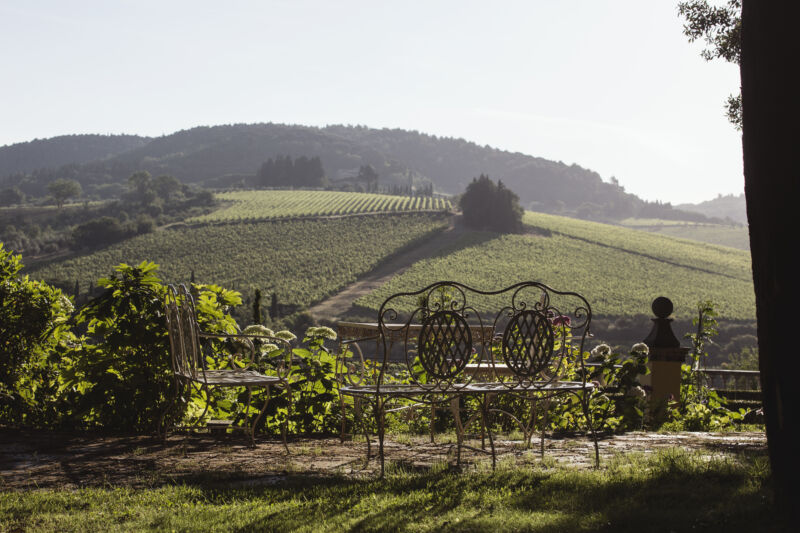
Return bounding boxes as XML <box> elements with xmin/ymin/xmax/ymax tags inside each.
<box><xmin>60</xmin><ymin>262</ymin><xmax>241</xmax><ymax>432</ymax></box>
<box><xmin>0</xmin><ymin>243</ymin><xmax>74</xmax><ymax>426</ymax></box>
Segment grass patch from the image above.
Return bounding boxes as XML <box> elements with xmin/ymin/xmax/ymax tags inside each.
<box><xmin>0</xmin><ymin>449</ymin><xmax>777</xmax><ymax>532</ymax></box>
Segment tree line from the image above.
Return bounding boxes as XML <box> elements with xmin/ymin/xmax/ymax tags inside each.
<box><xmin>257</xmin><ymin>155</ymin><xmax>326</xmax><ymax>188</ymax></box>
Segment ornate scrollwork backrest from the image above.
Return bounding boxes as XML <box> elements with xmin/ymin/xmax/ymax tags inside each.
<box><xmin>374</xmin><ymin>281</ymin><xmax>592</xmax><ymax>392</ymax></box>
<box><xmin>377</xmin><ymin>282</ymin><xmax>491</xmax><ymax>391</ymax></box>
<box><xmin>494</xmin><ymin>282</ymin><xmax>592</xmax><ymax>388</ymax></box>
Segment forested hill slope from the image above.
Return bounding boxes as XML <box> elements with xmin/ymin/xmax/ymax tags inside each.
<box><xmin>677</xmin><ymin>193</ymin><xmax>747</xmax><ymax>225</ymax></box>
<box><xmin>1</xmin><ymin>123</ymin><xmax>707</xmax><ymax>221</ymax></box>
<box><xmin>322</xmin><ymin>125</ymin><xmax>637</xmax><ymax>216</ymax></box>
<box><xmin>0</xmin><ymin>134</ymin><xmax>149</xmax><ymax>177</ymax></box>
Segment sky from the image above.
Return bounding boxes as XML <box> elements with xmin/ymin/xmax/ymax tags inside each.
<box><xmin>0</xmin><ymin>0</ymin><xmax>743</xmax><ymax>205</ymax></box>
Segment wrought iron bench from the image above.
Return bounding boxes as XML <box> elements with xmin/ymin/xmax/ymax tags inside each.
<box><xmin>338</xmin><ymin>281</ymin><xmax>598</xmax><ymax>475</ymax></box>
<box><xmin>160</xmin><ymin>284</ymin><xmax>291</xmax><ymax>448</ymax></box>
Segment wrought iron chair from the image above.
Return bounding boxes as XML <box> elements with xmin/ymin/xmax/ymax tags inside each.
<box><xmin>477</xmin><ymin>282</ymin><xmax>599</xmax><ymax>467</ymax></box>
<box><xmin>160</xmin><ymin>284</ymin><xmax>290</xmax><ymax>448</ymax></box>
<box><xmin>338</xmin><ymin>281</ymin><xmax>598</xmax><ymax>475</ymax></box>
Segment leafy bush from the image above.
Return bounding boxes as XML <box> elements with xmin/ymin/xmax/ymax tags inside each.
<box><xmin>60</xmin><ymin>262</ymin><xmax>241</xmax><ymax>432</ymax></box>
<box><xmin>246</xmin><ymin>326</ymin><xmax>341</xmax><ymax>436</ymax></box>
<box><xmin>0</xmin><ymin>243</ymin><xmax>74</xmax><ymax>426</ymax></box>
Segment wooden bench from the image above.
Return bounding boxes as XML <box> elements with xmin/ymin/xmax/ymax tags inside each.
<box><xmin>338</xmin><ymin>281</ymin><xmax>598</xmax><ymax>475</ymax></box>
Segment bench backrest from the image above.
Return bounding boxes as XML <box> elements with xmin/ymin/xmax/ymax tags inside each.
<box><xmin>164</xmin><ymin>284</ymin><xmax>204</xmax><ymax>381</ymax></box>
<box><xmin>376</xmin><ymin>281</ymin><xmax>592</xmax><ymax>391</ymax></box>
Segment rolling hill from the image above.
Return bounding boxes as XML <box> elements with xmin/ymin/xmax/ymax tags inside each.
<box><xmin>0</xmin><ymin>134</ymin><xmax>148</xmax><ymax>177</ymax></box>
<box><xmin>2</xmin><ymin>123</ymin><xmax>714</xmax><ymax>223</ymax></box>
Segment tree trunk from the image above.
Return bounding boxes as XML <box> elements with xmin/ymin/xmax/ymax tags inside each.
<box><xmin>741</xmin><ymin>0</ymin><xmax>800</xmax><ymax>515</ymax></box>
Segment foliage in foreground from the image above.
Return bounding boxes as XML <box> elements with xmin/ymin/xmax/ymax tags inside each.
<box><xmin>0</xmin><ymin>243</ymin><xmax>74</xmax><ymax>426</ymax></box>
<box><xmin>0</xmin><ymin>449</ymin><xmax>776</xmax><ymax>532</ymax></box>
<box><xmin>4</xmin><ymin>245</ymin><xmax>755</xmax><ymax>436</ymax></box>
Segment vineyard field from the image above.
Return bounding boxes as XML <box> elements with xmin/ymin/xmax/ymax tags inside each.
<box><xmin>523</xmin><ymin>212</ymin><xmax>752</xmax><ymax>282</ymax></box>
<box><xmin>618</xmin><ymin>220</ymin><xmax>750</xmax><ymax>251</ymax></box>
<box><xmin>29</xmin><ymin>214</ymin><xmax>448</xmax><ymax>308</ymax></box>
<box><xmin>356</xmin><ymin>220</ymin><xmax>755</xmax><ymax>320</ymax></box>
<box><xmin>189</xmin><ymin>190</ymin><xmax>452</xmax><ymax>223</ymax></box>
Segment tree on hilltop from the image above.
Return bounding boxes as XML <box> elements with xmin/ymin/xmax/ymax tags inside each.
<box><xmin>357</xmin><ymin>164</ymin><xmax>379</xmax><ymax>192</ymax></box>
<box><xmin>459</xmin><ymin>174</ymin><xmax>523</xmax><ymax>233</ymax></box>
<box><xmin>47</xmin><ymin>178</ymin><xmax>82</xmax><ymax>209</ymax></box>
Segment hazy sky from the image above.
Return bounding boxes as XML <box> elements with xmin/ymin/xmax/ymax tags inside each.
<box><xmin>0</xmin><ymin>0</ymin><xmax>743</xmax><ymax>204</ymax></box>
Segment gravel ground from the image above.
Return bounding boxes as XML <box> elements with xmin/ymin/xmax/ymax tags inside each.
<box><xmin>0</xmin><ymin>428</ymin><xmax>766</xmax><ymax>490</ymax></box>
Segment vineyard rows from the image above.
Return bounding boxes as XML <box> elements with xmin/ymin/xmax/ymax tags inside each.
<box><xmin>523</xmin><ymin>212</ymin><xmax>752</xmax><ymax>282</ymax></box>
<box><xmin>190</xmin><ymin>190</ymin><xmax>452</xmax><ymax>223</ymax></box>
<box><xmin>356</xmin><ymin>229</ymin><xmax>756</xmax><ymax>320</ymax></box>
<box><xmin>31</xmin><ymin>214</ymin><xmax>449</xmax><ymax>309</ymax></box>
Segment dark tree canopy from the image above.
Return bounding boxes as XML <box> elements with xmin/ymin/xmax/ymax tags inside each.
<box><xmin>47</xmin><ymin>178</ymin><xmax>82</xmax><ymax>209</ymax></box>
<box><xmin>258</xmin><ymin>155</ymin><xmax>326</xmax><ymax>188</ymax></box>
<box><xmin>0</xmin><ymin>187</ymin><xmax>24</xmax><ymax>206</ymax></box>
<box><xmin>356</xmin><ymin>164</ymin><xmax>379</xmax><ymax>191</ymax></box>
<box><xmin>679</xmin><ymin>0</ymin><xmax>742</xmax><ymax>128</ymax></box>
<box><xmin>460</xmin><ymin>174</ymin><xmax>523</xmax><ymax>233</ymax></box>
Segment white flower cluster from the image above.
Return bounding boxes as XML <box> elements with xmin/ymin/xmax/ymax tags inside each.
<box><xmin>591</xmin><ymin>344</ymin><xmax>612</xmax><ymax>358</ymax></box>
<box><xmin>273</xmin><ymin>330</ymin><xmax>297</xmax><ymax>342</ymax></box>
<box><xmin>242</xmin><ymin>324</ymin><xmax>274</xmax><ymax>337</ymax></box>
<box><xmin>631</xmin><ymin>342</ymin><xmax>650</xmax><ymax>355</ymax></box>
<box><xmin>58</xmin><ymin>294</ymin><xmax>74</xmax><ymax>315</ymax></box>
<box><xmin>306</xmin><ymin>326</ymin><xmax>338</xmax><ymax>340</ymax></box>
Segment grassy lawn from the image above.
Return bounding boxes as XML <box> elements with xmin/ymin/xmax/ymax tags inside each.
<box><xmin>0</xmin><ymin>448</ymin><xmax>778</xmax><ymax>532</ymax></box>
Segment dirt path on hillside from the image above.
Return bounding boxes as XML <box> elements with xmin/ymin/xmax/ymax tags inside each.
<box><xmin>0</xmin><ymin>428</ymin><xmax>766</xmax><ymax>490</ymax></box>
<box><xmin>309</xmin><ymin>215</ymin><xmax>464</xmax><ymax>321</ymax></box>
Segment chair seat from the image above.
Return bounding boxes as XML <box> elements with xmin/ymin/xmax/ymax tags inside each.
<box><xmin>182</xmin><ymin>369</ymin><xmax>283</xmax><ymax>387</ymax></box>
<box><xmin>340</xmin><ymin>380</ymin><xmax>590</xmax><ymax>397</ymax></box>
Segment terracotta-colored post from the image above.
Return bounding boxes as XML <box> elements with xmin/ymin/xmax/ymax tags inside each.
<box><xmin>641</xmin><ymin>297</ymin><xmax>689</xmax><ymax>403</ymax></box>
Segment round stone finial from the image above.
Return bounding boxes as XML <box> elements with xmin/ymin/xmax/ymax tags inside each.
<box><xmin>652</xmin><ymin>296</ymin><xmax>673</xmax><ymax>319</ymax></box>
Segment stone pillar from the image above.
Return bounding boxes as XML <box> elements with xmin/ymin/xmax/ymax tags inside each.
<box><xmin>642</xmin><ymin>297</ymin><xmax>689</xmax><ymax>403</ymax></box>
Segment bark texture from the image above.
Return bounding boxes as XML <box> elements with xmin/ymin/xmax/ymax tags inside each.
<box><xmin>741</xmin><ymin>0</ymin><xmax>800</xmax><ymax>514</ymax></box>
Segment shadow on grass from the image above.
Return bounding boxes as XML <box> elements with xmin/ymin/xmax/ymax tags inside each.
<box><xmin>211</xmin><ymin>449</ymin><xmax>778</xmax><ymax>533</ymax></box>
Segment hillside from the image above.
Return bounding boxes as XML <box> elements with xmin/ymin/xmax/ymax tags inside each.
<box><xmin>0</xmin><ymin>134</ymin><xmax>148</xmax><ymax>177</ymax></box>
<box><xmin>356</xmin><ymin>211</ymin><xmax>755</xmax><ymax>321</ymax></box>
<box><xmin>677</xmin><ymin>193</ymin><xmax>748</xmax><ymax>225</ymax></box>
<box><xmin>618</xmin><ymin>219</ymin><xmax>750</xmax><ymax>250</ymax></box>
<box><xmin>1</xmin><ymin>124</ymin><xmax>713</xmax><ymax>223</ymax></box>
<box><xmin>28</xmin><ymin>214</ymin><xmax>449</xmax><ymax>312</ymax></box>
<box><xmin>25</xmin><ymin>188</ymin><xmax>755</xmax><ymax>322</ymax></box>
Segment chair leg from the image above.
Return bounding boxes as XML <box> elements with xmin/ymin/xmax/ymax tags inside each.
<box><xmin>525</xmin><ymin>395</ymin><xmax>536</xmax><ymax>449</ymax></box>
<box><xmin>449</xmin><ymin>396</ymin><xmax>464</xmax><ymax>467</ymax></box>
<box><xmin>158</xmin><ymin>376</ymin><xmax>181</xmax><ymax>441</ymax></box>
<box><xmin>429</xmin><ymin>402</ymin><xmax>436</xmax><ymax>443</ymax></box>
<box><xmin>244</xmin><ymin>386</ymin><xmax>256</xmax><ymax>447</ymax></box>
<box><xmin>377</xmin><ymin>397</ymin><xmax>386</xmax><ymax>477</ymax></box>
<box><xmin>580</xmin><ymin>390</ymin><xmax>601</xmax><ymax>467</ymax></box>
<box><xmin>250</xmin><ymin>386</ymin><xmax>273</xmax><ymax>450</ymax></box>
<box><xmin>340</xmin><ymin>389</ymin><xmax>348</xmax><ymax>443</ymax></box>
<box><xmin>193</xmin><ymin>382</ymin><xmax>211</xmax><ymax>430</ymax></box>
<box><xmin>482</xmin><ymin>393</ymin><xmax>496</xmax><ymax>470</ymax></box>
<box><xmin>540</xmin><ymin>398</ymin><xmax>551</xmax><ymax>460</ymax></box>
